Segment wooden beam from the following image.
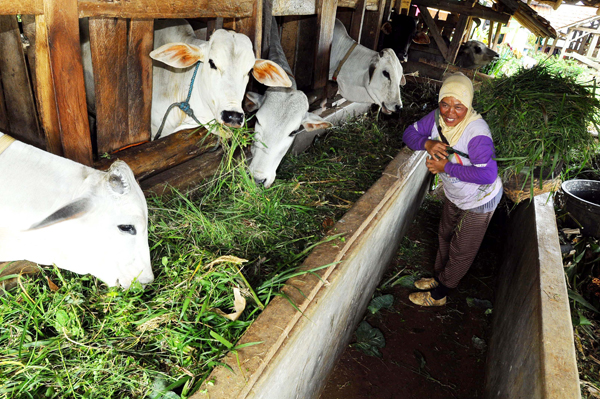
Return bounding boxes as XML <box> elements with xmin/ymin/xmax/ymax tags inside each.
<box><xmin>349</xmin><ymin>0</ymin><xmax>367</xmax><ymax>42</ymax></box>
<box><xmin>446</xmin><ymin>14</ymin><xmax>469</xmax><ymax>64</ymax></box>
<box><xmin>94</xmin><ymin>128</ymin><xmax>219</xmax><ymax>180</ymax></box>
<box><xmin>77</xmin><ymin>0</ymin><xmax>254</xmax><ymax>19</ymax></box>
<box><xmin>411</xmin><ymin>0</ymin><xmax>511</xmax><ymax>24</ymax></box>
<box><xmin>491</xmin><ymin>21</ymin><xmax>502</xmax><ymax>51</ymax></box>
<box><xmin>33</xmin><ymin>14</ymin><xmax>62</xmax><ymax>156</ymax></box>
<box><xmin>586</xmin><ymin>33</ymin><xmax>599</xmax><ymax>58</ymax></box>
<box><xmin>0</xmin><ymin>0</ymin><xmax>43</xmax><ymax>15</ymax></box>
<box><xmin>281</xmin><ymin>17</ymin><xmax>300</xmax><ymax>76</ymax></box>
<box><xmin>313</xmin><ymin>0</ymin><xmax>338</xmax><ymax>91</ymax></box>
<box><xmin>233</xmin><ymin>0</ymin><xmax>263</xmax><ymax>58</ymax></box>
<box><xmin>0</xmin><ymin>15</ymin><xmax>44</xmax><ymax>148</ymax></box>
<box><xmin>418</xmin><ymin>5</ymin><xmax>450</xmax><ymax>62</ymax></box>
<box><xmin>44</xmin><ymin>0</ymin><xmax>93</xmax><ymax>165</ymax></box>
<box><xmin>487</xmin><ymin>20</ymin><xmax>494</xmax><ymax>47</ymax></box>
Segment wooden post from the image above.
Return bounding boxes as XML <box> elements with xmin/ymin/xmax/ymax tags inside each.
<box><xmin>33</xmin><ymin>14</ymin><xmax>62</xmax><ymax>156</ymax></box>
<box><xmin>548</xmin><ymin>36</ymin><xmax>557</xmax><ymax>56</ymax></box>
<box><xmin>540</xmin><ymin>36</ymin><xmax>549</xmax><ymax>53</ymax></box>
<box><xmin>349</xmin><ymin>0</ymin><xmax>366</xmax><ymax>42</ymax></box>
<box><xmin>360</xmin><ymin>0</ymin><xmax>387</xmax><ymax>50</ymax></box>
<box><xmin>447</xmin><ymin>14</ymin><xmax>469</xmax><ymax>63</ymax></box>
<box><xmin>586</xmin><ymin>33</ymin><xmax>599</xmax><ymax>58</ymax></box>
<box><xmin>560</xmin><ymin>29</ymin><xmax>573</xmax><ymax>58</ymax></box>
<box><xmin>487</xmin><ymin>20</ymin><xmax>494</xmax><ymax>47</ymax></box>
<box><xmin>232</xmin><ymin>0</ymin><xmax>263</xmax><ymax>58</ymax></box>
<box><xmin>418</xmin><ymin>5</ymin><xmax>450</xmax><ymax>62</ymax></box>
<box><xmin>313</xmin><ymin>0</ymin><xmax>337</xmax><ymax>91</ymax></box>
<box><xmin>0</xmin><ymin>15</ymin><xmax>44</xmax><ymax>148</ymax></box>
<box><xmin>491</xmin><ymin>21</ymin><xmax>502</xmax><ymax>50</ymax></box>
<box><xmin>44</xmin><ymin>0</ymin><xmax>93</xmax><ymax>165</ymax></box>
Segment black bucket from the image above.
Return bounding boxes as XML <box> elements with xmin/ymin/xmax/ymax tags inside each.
<box><xmin>562</xmin><ymin>179</ymin><xmax>600</xmax><ymax>238</ymax></box>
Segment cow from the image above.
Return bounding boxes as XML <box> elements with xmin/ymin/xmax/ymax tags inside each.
<box><xmin>379</xmin><ymin>13</ymin><xmax>429</xmax><ymax>63</ymax></box>
<box><xmin>455</xmin><ymin>40</ymin><xmax>499</xmax><ymax>69</ymax></box>
<box><xmin>81</xmin><ymin>19</ymin><xmax>292</xmax><ymax>140</ymax></box>
<box><xmin>0</xmin><ymin>132</ymin><xmax>153</xmax><ymax>288</ymax></box>
<box><xmin>330</xmin><ymin>19</ymin><xmax>406</xmax><ymax>114</ymax></box>
<box><xmin>245</xmin><ymin>18</ymin><xmax>332</xmax><ymax>188</ymax></box>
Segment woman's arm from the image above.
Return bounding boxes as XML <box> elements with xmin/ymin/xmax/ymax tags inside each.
<box><xmin>444</xmin><ymin>136</ymin><xmax>498</xmax><ymax>185</ymax></box>
<box><xmin>402</xmin><ymin>111</ymin><xmax>436</xmax><ymax>151</ymax></box>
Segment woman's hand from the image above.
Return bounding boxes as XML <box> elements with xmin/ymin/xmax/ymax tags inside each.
<box><xmin>424</xmin><ymin>140</ymin><xmax>449</xmax><ymax>161</ymax></box>
<box><xmin>426</xmin><ymin>156</ymin><xmax>448</xmax><ymax>175</ymax></box>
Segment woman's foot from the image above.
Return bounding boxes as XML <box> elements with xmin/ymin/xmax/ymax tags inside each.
<box><xmin>414</xmin><ymin>277</ymin><xmax>439</xmax><ymax>290</ymax></box>
<box><xmin>409</xmin><ymin>291</ymin><xmax>447</xmax><ymax>307</ymax></box>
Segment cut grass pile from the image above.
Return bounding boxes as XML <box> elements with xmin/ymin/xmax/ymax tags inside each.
<box><xmin>0</xmin><ymin>97</ymin><xmax>437</xmax><ymax>399</ymax></box>
<box><xmin>474</xmin><ymin>61</ymin><xmax>600</xmax><ymax>196</ymax></box>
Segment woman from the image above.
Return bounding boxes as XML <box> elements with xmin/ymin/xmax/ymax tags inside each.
<box><xmin>402</xmin><ymin>73</ymin><xmax>503</xmax><ymax>307</ymax></box>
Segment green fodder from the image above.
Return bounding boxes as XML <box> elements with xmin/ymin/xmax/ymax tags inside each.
<box><xmin>1</xmin><ymin>112</ymin><xmax>409</xmax><ymax>399</ymax></box>
<box><xmin>474</xmin><ymin>61</ymin><xmax>600</xmax><ymax>197</ymax></box>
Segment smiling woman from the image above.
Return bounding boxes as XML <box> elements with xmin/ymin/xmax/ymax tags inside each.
<box><xmin>402</xmin><ymin>73</ymin><xmax>503</xmax><ymax>307</ymax></box>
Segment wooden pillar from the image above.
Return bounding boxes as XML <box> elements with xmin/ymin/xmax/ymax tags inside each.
<box><xmin>313</xmin><ymin>0</ymin><xmax>338</xmax><ymax>91</ymax></box>
<box><xmin>447</xmin><ymin>14</ymin><xmax>469</xmax><ymax>64</ymax></box>
<box><xmin>44</xmin><ymin>0</ymin><xmax>93</xmax><ymax>165</ymax></box>
<box><xmin>548</xmin><ymin>36</ymin><xmax>557</xmax><ymax>56</ymax></box>
<box><xmin>418</xmin><ymin>5</ymin><xmax>450</xmax><ymax>62</ymax></box>
<box><xmin>560</xmin><ymin>29</ymin><xmax>573</xmax><ymax>58</ymax></box>
<box><xmin>539</xmin><ymin>36</ymin><xmax>549</xmax><ymax>53</ymax></box>
<box><xmin>349</xmin><ymin>0</ymin><xmax>367</xmax><ymax>42</ymax></box>
<box><xmin>33</xmin><ymin>14</ymin><xmax>62</xmax><ymax>156</ymax></box>
<box><xmin>491</xmin><ymin>21</ymin><xmax>502</xmax><ymax>51</ymax></box>
<box><xmin>231</xmin><ymin>0</ymin><xmax>264</xmax><ymax>58</ymax></box>
<box><xmin>487</xmin><ymin>20</ymin><xmax>494</xmax><ymax>47</ymax></box>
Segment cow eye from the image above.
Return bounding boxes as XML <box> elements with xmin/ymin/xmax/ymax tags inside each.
<box><xmin>209</xmin><ymin>59</ymin><xmax>217</xmax><ymax>70</ymax></box>
<box><xmin>383</xmin><ymin>70</ymin><xmax>391</xmax><ymax>80</ymax></box>
<box><xmin>118</xmin><ymin>224</ymin><xmax>137</xmax><ymax>235</ymax></box>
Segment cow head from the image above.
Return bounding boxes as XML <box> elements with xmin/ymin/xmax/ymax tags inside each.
<box><xmin>150</xmin><ymin>30</ymin><xmax>291</xmax><ymax>128</ymax></box>
<box><xmin>245</xmin><ymin>88</ymin><xmax>332</xmax><ymax>188</ymax></box>
<box><xmin>456</xmin><ymin>41</ymin><xmax>499</xmax><ymax>69</ymax></box>
<box><xmin>366</xmin><ymin>49</ymin><xmax>406</xmax><ymax>114</ymax></box>
<box><xmin>380</xmin><ymin>14</ymin><xmax>418</xmax><ymax>63</ymax></box>
<box><xmin>27</xmin><ymin>161</ymin><xmax>153</xmax><ymax>288</ymax></box>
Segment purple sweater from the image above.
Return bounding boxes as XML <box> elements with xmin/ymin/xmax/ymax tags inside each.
<box><xmin>402</xmin><ymin>111</ymin><xmax>498</xmax><ymax>185</ymax></box>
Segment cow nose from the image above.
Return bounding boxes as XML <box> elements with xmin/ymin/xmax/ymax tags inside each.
<box><xmin>221</xmin><ymin>111</ymin><xmax>244</xmax><ymax>127</ymax></box>
<box><xmin>395</xmin><ymin>104</ymin><xmax>402</xmax><ymax>113</ymax></box>
<box><xmin>400</xmin><ymin>54</ymin><xmax>408</xmax><ymax>63</ymax></box>
<box><xmin>254</xmin><ymin>177</ymin><xmax>267</xmax><ymax>186</ymax></box>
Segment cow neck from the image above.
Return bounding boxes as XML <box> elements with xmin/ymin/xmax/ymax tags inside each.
<box><xmin>0</xmin><ymin>133</ymin><xmax>15</xmax><ymax>156</ymax></box>
<box><xmin>332</xmin><ymin>42</ymin><xmax>358</xmax><ymax>82</ymax></box>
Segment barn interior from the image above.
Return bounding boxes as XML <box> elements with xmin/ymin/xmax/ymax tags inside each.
<box><xmin>1</xmin><ymin>0</ymin><xmax>599</xmax><ymax>397</ymax></box>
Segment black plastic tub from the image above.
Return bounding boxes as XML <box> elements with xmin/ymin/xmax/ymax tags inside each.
<box><xmin>562</xmin><ymin>179</ymin><xmax>600</xmax><ymax>238</ymax></box>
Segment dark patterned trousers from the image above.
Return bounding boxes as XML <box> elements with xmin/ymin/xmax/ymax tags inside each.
<box><xmin>434</xmin><ymin>197</ymin><xmax>495</xmax><ymax>289</ymax></box>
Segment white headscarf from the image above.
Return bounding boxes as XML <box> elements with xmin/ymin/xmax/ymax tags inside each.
<box><xmin>438</xmin><ymin>73</ymin><xmax>481</xmax><ymax>146</ymax></box>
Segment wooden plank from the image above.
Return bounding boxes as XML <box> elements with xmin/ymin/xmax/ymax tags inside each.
<box><xmin>0</xmin><ymin>71</ymin><xmax>8</xmax><ymax>132</ymax></box>
<box><xmin>89</xmin><ymin>18</ymin><xmax>129</xmax><ymax>155</ymax></box>
<box><xmin>33</xmin><ymin>14</ymin><xmax>62</xmax><ymax>155</ymax></box>
<box><xmin>360</xmin><ymin>0</ymin><xmax>386</xmax><ymax>50</ymax></box>
<box><xmin>418</xmin><ymin>5</ymin><xmax>449</xmax><ymax>61</ymax></box>
<box><xmin>234</xmin><ymin>0</ymin><xmax>263</xmax><ymax>58</ymax></box>
<box><xmin>586</xmin><ymin>34</ymin><xmax>599</xmax><ymax>58</ymax></box>
<box><xmin>412</xmin><ymin>0</ymin><xmax>511</xmax><ymax>24</ymax></box>
<box><xmin>0</xmin><ymin>0</ymin><xmax>43</xmax><ymax>15</ymax></box>
<box><xmin>128</xmin><ymin>19</ymin><xmax>154</xmax><ymax>147</ymax></box>
<box><xmin>491</xmin><ymin>21</ymin><xmax>502</xmax><ymax>51</ymax></box>
<box><xmin>0</xmin><ymin>15</ymin><xmax>44</xmax><ymax>148</ymax></box>
<box><xmin>45</xmin><ymin>0</ymin><xmax>93</xmax><ymax>165</ymax></box>
<box><xmin>313</xmin><ymin>0</ymin><xmax>338</xmax><ymax>90</ymax></box>
<box><xmin>349</xmin><ymin>0</ymin><xmax>366</xmax><ymax>42</ymax></box>
<box><xmin>21</xmin><ymin>15</ymin><xmax>36</xmax><ymax>93</ymax></box>
<box><xmin>141</xmin><ymin>148</ymin><xmax>225</xmax><ymax>196</ymax></box>
<box><xmin>94</xmin><ymin>128</ymin><xmax>219</xmax><ymax>180</ymax></box>
<box><xmin>281</xmin><ymin>17</ymin><xmax>300</xmax><ymax>76</ymax></box>
<box><xmin>78</xmin><ymin>0</ymin><xmax>254</xmax><ymax>19</ymax></box>
<box><xmin>446</xmin><ymin>14</ymin><xmax>469</xmax><ymax>63</ymax></box>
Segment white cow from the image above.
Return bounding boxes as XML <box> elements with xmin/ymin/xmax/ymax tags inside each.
<box><xmin>330</xmin><ymin>19</ymin><xmax>406</xmax><ymax>114</ymax></box>
<box><xmin>149</xmin><ymin>19</ymin><xmax>292</xmax><ymax>139</ymax></box>
<box><xmin>246</xmin><ymin>18</ymin><xmax>332</xmax><ymax>188</ymax></box>
<box><xmin>0</xmin><ymin>132</ymin><xmax>153</xmax><ymax>288</ymax></box>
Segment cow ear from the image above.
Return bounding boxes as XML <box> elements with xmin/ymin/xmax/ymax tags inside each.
<box><xmin>29</xmin><ymin>198</ymin><xmax>92</xmax><ymax>230</ymax></box>
<box><xmin>149</xmin><ymin>42</ymin><xmax>207</xmax><ymax>68</ymax></box>
<box><xmin>300</xmin><ymin>112</ymin><xmax>333</xmax><ymax>132</ymax></box>
<box><xmin>245</xmin><ymin>92</ymin><xmax>265</xmax><ymax>112</ymax></box>
<box><xmin>106</xmin><ymin>161</ymin><xmax>134</xmax><ymax>196</ymax></box>
<box><xmin>400</xmin><ymin>74</ymin><xmax>407</xmax><ymax>86</ymax></box>
<box><xmin>412</xmin><ymin>32</ymin><xmax>430</xmax><ymax>45</ymax></box>
<box><xmin>381</xmin><ymin>22</ymin><xmax>393</xmax><ymax>36</ymax></box>
<box><xmin>253</xmin><ymin>59</ymin><xmax>292</xmax><ymax>88</ymax></box>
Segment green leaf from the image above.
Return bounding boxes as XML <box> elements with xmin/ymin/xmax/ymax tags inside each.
<box><xmin>210</xmin><ymin>330</ymin><xmax>233</xmax><ymax>349</ymax></box>
<box><xmin>568</xmin><ymin>289</ymin><xmax>599</xmax><ymax>313</ymax></box>
<box><xmin>367</xmin><ymin>294</ymin><xmax>394</xmax><ymax>314</ymax></box>
<box><xmin>391</xmin><ymin>274</ymin><xmax>418</xmax><ymax>288</ymax></box>
<box><xmin>355</xmin><ymin>321</ymin><xmax>385</xmax><ymax>349</ymax></box>
<box><xmin>353</xmin><ymin>342</ymin><xmax>382</xmax><ymax>358</ymax></box>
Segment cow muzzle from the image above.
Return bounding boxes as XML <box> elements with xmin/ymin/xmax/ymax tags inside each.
<box><xmin>221</xmin><ymin>110</ymin><xmax>244</xmax><ymax>128</ymax></box>
<box><xmin>382</xmin><ymin>102</ymin><xmax>402</xmax><ymax>115</ymax></box>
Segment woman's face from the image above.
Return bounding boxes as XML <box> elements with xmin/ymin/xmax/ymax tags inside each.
<box><xmin>439</xmin><ymin>96</ymin><xmax>468</xmax><ymax>127</ymax></box>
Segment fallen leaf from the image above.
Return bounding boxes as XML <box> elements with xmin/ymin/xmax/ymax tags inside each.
<box><xmin>47</xmin><ymin>277</ymin><xmax>59</xmax><ymax>292</ymax></box>
<box><xmin>215</xmin><ymin>288</ymin><xmax>247</xmax><ymax>321</ymax></box>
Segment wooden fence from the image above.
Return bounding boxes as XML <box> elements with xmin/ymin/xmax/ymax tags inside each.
<box><xmin>0</xmin><ymin>0</ymin><xmax>400</xmax><ymax>192</ymax></box>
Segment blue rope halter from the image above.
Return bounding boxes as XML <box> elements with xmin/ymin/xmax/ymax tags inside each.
<box><xmin>154</xmin><ymin>62</ymin><xmax>202</xmax><ymax>140</ymax></box>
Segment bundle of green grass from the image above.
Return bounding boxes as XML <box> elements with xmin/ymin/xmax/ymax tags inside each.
<box><xmin>474</xmin><ymin>62</ymin><xmax>600</xmax><ymax>200</ymax></box>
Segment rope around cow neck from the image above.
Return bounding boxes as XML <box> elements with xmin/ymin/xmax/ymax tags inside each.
<box><xmin>154</xmin><ymin>62</ymin><xmax>203</xmax><ymax>141</ymax></box>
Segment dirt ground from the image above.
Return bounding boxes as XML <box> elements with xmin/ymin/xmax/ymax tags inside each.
<box><xmin>319</xmin><ymin>194</ymin><xmax>507</xmax><ymax>399</ymax></box>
